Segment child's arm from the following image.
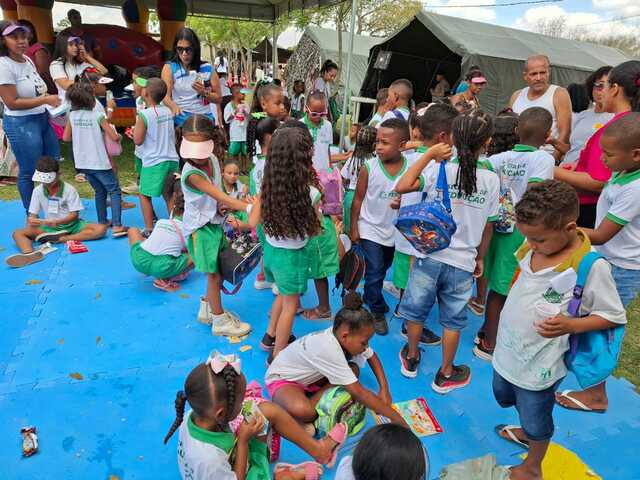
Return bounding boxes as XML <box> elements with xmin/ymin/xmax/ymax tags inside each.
<box><xmin>42</xmin><ymin>211</ymin><xmax>79</xmax><ymax>228</ymax></box>
<box><xmin>248</xmin><ymin>197</ymin><xmax>261</xmax><ymax>229</ymax></box>
<box><xmin>331</xmin><ymin>151</ymin><xmax>352</xmax><ymax>164</ymax></box>
<box><xmin>187</xmin><ymin>174</ymin><xmax>250</xmax><ymax>213</ymax></box>
<box><xmin>474</xmin><ymin>221</ymin><xmax>494</xmax><ymax>278</ymax></box>
<box><xmin>62</xmin><ymin>118</ymin><xmax>72</xmax><ymax>142</ymax></box>
<box><xmin>160</xmin><ymin>64</ymin><xmax>181</xmax><ymax>116</ymax></box>
<box><xmin>537</xmin><ymin>314</ymin><xmax>619</xmax><ymax>338</ymax></box>
<box><xmin>553</xmin><ymin>166</ymin><xmax>606</xmax><ymax>194</ymax></box>
<box><xmin>349</xmin><ymin>167</ymin><xmax>368</xmax><ymax>242</ymax></box>
<box><xmin>582</xmin><ymin>219</ymin><xmax>624</xmax><ymax>246</ymax></box>
<box><xmin>132</xmin><ymin>114</ymin><xmax>147</xmax><ymax>146</ymax></box>
<box><xmin>395</xmin><ymin>143</ymin><xmax>451</xmax><ymax>194</ymax></box>
<box><xmin>226</xmin><ymin>215</ymin><xmax>252</xmax><ymax>232</ymax></box>
<box><xmin>234</xmin><ymin>416</ymin><xmax>266</xmax><ymax>480</ymax></box>
<box><xmin>367</xmin><ymin>353</ymin><xmax>393</xmax><ymax>405</ymax></box>
<box><xmin>100</xmin><ymin>117</ymin><xmax>121</xmax><ymax>142</ymax></box>
<box><xmin>344</xmin><ymin>381</ymin><xmax>408</xmax><ymax>428</ymax></box>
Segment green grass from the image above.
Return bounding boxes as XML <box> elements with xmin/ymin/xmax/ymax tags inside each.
<box><xmin>1</xmin><ymin>140</ymin><xmax>639</xmax><ymax>390</ymax></box>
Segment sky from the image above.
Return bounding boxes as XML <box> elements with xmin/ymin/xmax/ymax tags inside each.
<box><xmin>51</xmin><ymin>0</ymin><xmax>640</xmax><ymax>48</ymax></box>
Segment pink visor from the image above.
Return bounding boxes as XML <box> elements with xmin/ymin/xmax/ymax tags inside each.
<box><xmin>180</xmin><ymin>139</ymin><xmax>213</xmax><ymax>159</ymax></box>
<box><xmin>2</xmin><ymin>24</ymin><xmax>28</xmax><ymax>36</ymax></box>
<box><xmin>471</xmin><ymin>76</ymin><xmax>487</xmax><ymax>84</ymax></box>
<box><xmin>68</xmin><ymin>36</ymin><xmax>82</xmax><ymax>43</ymax></box>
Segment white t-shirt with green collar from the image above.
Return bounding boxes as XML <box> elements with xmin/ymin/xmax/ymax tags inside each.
<box><xmin>181</xmin><ymin>157</ymin><xmax>223</xmax><ymax>235</ymax></box>
<box><xmin>301</xmin><ymin>116</ymin><xmax>333</xmax><ymax>172</ymax></box>
<box><xmin>29</xmin><ymin>182</ymin><xmax>83</xmax><ymax>220</ymax></box>
<box><xmin>595</xmin><ymin>169</ymin><xmax>640</xmax><ymax>270</ymax></box>
<box><xmin>380</xmin><ymin>106</ymin><xmax>410</xmax><ymax>124</ymax></box>
<box><xmin>69</xmin><ymin>109</ymin><xmax>111</xmax><ymax>170</ymax></box>
<box><xmin>137</xmin><ymin>105</ymin><xmax>179</xmax><ymax>167</ymax></box>
<box><xmin>417</xmin><ymin>159</ymin><xmax>500</xmax><ymax>272</ymax></box>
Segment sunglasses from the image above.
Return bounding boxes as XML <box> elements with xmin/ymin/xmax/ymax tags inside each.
<box><xmin>176</xmin><ymin>46</ymin><xmax>193</xmax><ymax>54</ymax></box>
<box><xmin>307</xmin><ymin>110</ymin><xmax>327</xmax><ymax>118</ymax></box>
<box><xmin>593</xmin><ymin>82</ymin><xmax>605</xmax><ymax>90</ymax></box>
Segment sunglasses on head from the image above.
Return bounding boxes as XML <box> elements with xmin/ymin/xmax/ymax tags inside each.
<box><xmin>176</xmin><ymin>46</ymin><xmax>193</xmax><ymax>54</ymax></box>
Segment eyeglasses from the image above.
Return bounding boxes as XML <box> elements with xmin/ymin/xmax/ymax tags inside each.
<box><xmin>307</xmin><ymin>109</ymin><xmax>327</xmax><ymax>118</ymax></box>
<box><xmin>176</xmin><ymin>46</ymin><xmax>193</xmax><ymax>54</ymax></box>
<box><xmin>593</xmin><ymin>82</ymin><xmax>605</xmax><ymax>90</ymax></box>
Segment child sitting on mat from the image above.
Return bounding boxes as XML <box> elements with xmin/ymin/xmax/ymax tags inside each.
<box><xmin>128</xmin><ymin>182</ymin><xmax>192</xmax><ymax>292</ymax></box>
<box><xmin>6</xmin><ymin>156</ymin><xmax>107</xmax><ymax>268</ymax></box>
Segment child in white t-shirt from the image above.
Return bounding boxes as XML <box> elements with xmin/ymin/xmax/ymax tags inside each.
<box><xmin>164</xmin><ymin>352</ymin><xmax>347</xmax><ymax>480</ymax></box>
<box><xmin>224</xmin><ymin>84</ymin><xmax>249</xmax><ymax>173</ymax></box>
<box><xmin>6</xmin><ymin>156</ymin><xmax>107</xmax><ymax>268</ymax></box>
<box><xmin>492</xmin><ymin>180</ymin><xmax>625</xmax><ymax>480</ymax></box>
<box><xmin>380</xmin><ymin>79</ymin><xmax>412</xmax><ymax>124</ymax></box>
<box><xmin>395</xmin><ymin>110</ymin><xmax>499</xmax><ymax>391</ymax></box>
<box><xmin>133</xmin><ymin>78</ymin><xmax>180</xmax><ymax>232</ymax></box>
<box><xmin>368</xmin><ymin>88</ymin><xmax>389</xmax><ymax>128</ymax></box>
<box><xmin>62</xmin><ymin>82</ymin><xmax>128</xmax><ymax>237</ymax></box>
<box><xmin>265</xmin><ymin>292</ymin><xmax>406</xmax><ymax>427</ymax></box>
<box><xmin>341</xmin><ymin>126</ymin><xmax>376</xmax><ymax>233</ymax></box>
<box><xmin>290</xmin><ymin>79</ymin><xmax>306</xmax><ymax>119</ymax></box>
<box><xmin>301</xmin><ymin>91</ymin><xmax>333</xmax><ymax>172</ymax></box>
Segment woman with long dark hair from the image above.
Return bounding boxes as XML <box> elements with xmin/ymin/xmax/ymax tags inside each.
<box><xmin>313</xmin><ymin>59</ymin><xmax>339</xmax><ymax>123</ymax></box>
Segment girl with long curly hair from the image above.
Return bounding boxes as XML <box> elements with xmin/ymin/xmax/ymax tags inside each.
<box><xmin>249</xmin><ymin>125</ymin><xmax>322</xmax><ymax>360</ymax></box>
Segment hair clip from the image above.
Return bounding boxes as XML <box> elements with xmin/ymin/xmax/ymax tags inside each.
<box><xmin>252</xmin><ymin>112</ymin><xmax>267</xmax><ymax>120</ymax></box>
<box><xmin>207</xmin><ymin>351</ymin><xmax>241</xmax><ymax>375</ymax></box>
<box><xmin>417</xmin><ymin>103</ymin><xmax>436</xmax><ymax>116</ymax></box>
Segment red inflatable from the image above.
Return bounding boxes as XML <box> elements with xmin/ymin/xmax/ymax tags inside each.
<box><xmin>62</xmin><ymin>24</ymin><xmax>163</xmax><ymax>73</ymax></box>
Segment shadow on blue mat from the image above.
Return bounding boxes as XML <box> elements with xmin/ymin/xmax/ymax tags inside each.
<box><xmin>0</xmin><ymin>198</ymin><xmax>639</xmax><ymax>479</ymax></box>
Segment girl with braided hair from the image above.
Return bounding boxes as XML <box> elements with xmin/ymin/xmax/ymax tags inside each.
<box><xmin>395</xmin><ymin>110</ymin><xmax>500</xmax><ymax>392</ymax></box>
<box><xmin>246</xmin><ymin>82</ymin><xmax>286</xmax><ymax>159</ymax></box>
<box><xmin>164</xmin><ymin>352</ymin><xmax>347</xmax><ymax>480</ymax></box>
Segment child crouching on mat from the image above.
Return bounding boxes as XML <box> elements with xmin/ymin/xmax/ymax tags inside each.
<box><xmin>128</xmin><ymin>183</ymin><xmax>193</xmax><ymax>292</ymax></box>
<box><xmin>264</xmin><ymin>292</ymin><xmax>407</xmax><ymax>429</ymax></box>
<box><xmin>164</xmin><ymin>352</ymin><xmax>347</xmax><ymax>480</ymax></box>
<box><xmin>6</xmin><ymin>156</ymin><xmax>107</xmax><ymax>268</ymax></box>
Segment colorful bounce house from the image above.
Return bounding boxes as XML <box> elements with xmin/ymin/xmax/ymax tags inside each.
<box><xmin>0</xmin><ymin>0</ymin><xmax>188</xmax><ymax>126</ymax></box>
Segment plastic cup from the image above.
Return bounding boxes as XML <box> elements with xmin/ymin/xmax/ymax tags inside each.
<box><xmin>534</xmin><ymin>303</ymin><xmax>561</xmax><ymax>327</ymax></box>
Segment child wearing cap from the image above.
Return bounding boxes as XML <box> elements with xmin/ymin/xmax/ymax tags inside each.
<box><xmin>5</xmin><ymin>156</ymin><xmax>107</xmax><ymax>268</ymax></box>
<box><xmin>133</xmin><ymin>77</ymin><xmax>180</xmax><ymax>233</ymax></box>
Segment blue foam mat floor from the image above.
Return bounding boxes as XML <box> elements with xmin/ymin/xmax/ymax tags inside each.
<box><xmin>1</xmin><ymin>197</ymin><xmax>639</xmax><ymax>479</ymax></box>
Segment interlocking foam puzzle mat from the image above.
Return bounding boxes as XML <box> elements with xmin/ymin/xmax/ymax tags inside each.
<box><xmin>1</xmin><ymin>197</ymin><xmax>639</xmax><ymax>479</ymax></box>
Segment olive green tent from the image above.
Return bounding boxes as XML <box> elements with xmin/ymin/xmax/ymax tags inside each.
<box><xmin>361</xmin><ymin>11</ymin><xmax>632</xmax><ymax>114</ymax></box>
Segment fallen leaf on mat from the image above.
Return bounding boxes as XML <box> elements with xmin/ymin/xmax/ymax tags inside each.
<box><xmin>228</xmin><ymin>336</ymin><xmax>241</xmax><ymax>344</ymax></box>
<box><xmin>179</xmin><ymin>293</ymin><xmax>189</xmax><ymax>299</ymax></box>
<box><xmin>96</xmin><ymin>336</ymin><xmax>101</xmax><ymax>345</ymax></box>
<box><xmin>57</xmin><ymin>338</ymin><xmax>64</xmax><ymax>345</ymax></box>
<box><xmin>24</xmin><ymin>279</ymin><xmax>43</xmax><ymax>285</ymax></box>
<box><xmin>239</xmin><ymin>345</ymin><xmax>252</xmax><ymax>352</ymax></box>
<box><xmin>69</xmin><ymin>372</ymin><xmax>84</xmax><ymax>380</ymax></box>
<box><xmin>95</xmin><ymin>293</ymin><xmax>101</xmax><ymax>300</ymax></box>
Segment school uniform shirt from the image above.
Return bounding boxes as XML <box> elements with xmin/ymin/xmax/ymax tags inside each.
<box><xmin>265</xmin><ymin>186</ymin><xmax>321</xmax><ymax>249</ymax></box>
<box><xmin>0</xmin><ymin>56</ymin><xmax>48</xmax><ymax>116</ymax></box>
<box><xmin>224</xmin><ymin>180</ymin><xmax>246</xmax><ymax>199</ymax></box>
<box><xmin>380</xmin><ymin>106</ymin><xmax>410</xmax><ymax>124</ymax></box>
<box><xmin>250</xmin><ymin>154</ymin><xmax>266</xmax><ymax>195</ymax></box>
<box><xmin>29</xmin><ymin>182</ymin><xmax>83</xmax><ymax>220</ymax></box>
<box><xmin>291</xmin><ymin>93</ymin><xmax>305</xmax><ymax>112</ymax></box>
<box><xmin>181</xmin><ymin>158</ymin><xmax>223</xmax><ymax>236</ymax></box>
<box><xmin>488</xmin><ymin>144</ymin><xmax>555</xmax><ymax>202</ymax></box>
<box><xmin>358</xmin><ymin>157</ymin><xmax>408</xmax><ymax>247</ymax></box>
<box><xmin>137</xmin><ymin>105</ymin><xmax>179</xmax><ymax>167</ymax></box>
<box><xmin>340</xmin><ymin>155</ymin><xmax>365</xmax><ymax>191</ymax></box>
<box><xmin>368</xmin><ymin>111</ymin><xmax>383</xmax><ymax>128</ymax></box>
<box><xmin>223</xmin><ymin>102</ymin><xmax>248</xmax><ymax>143</ymax></box>
<box><xmin>177</xmin><ymin>411</ymin><xmax>236</xmax><ymax>480</ymax></box>
<box><xmin>69</xmin><ymin>109</ymin><xmax>111</xmax><ymax>170</ymax></box>
<box><xmin>265</xmin><ymin>327</ymin><xmax>374</xmax><ymax>387</ymax></box>
<box><xmin>301</xmin><ymin>116</ymin><xmax>333</xmax><ymax>172</ymax></box>
<box><xmin>595</xmin><ymin>170</ymin><xmax>640</xmax><ymax>270</ymax></box>
<box><xmin>49</xmin><ymin>59</ymin><xmax>91</xmax><ymax>102</ymax></box>
<box><xmin>140</xmin><ymin>219</ymin><xmax>185</xmax><ymax>257</ymax></box>
<box><xmin>493</xmin><ymin>233</ymin><xmax>626</xmax><ymax>391</ymax></box>
<box><xmin>417</xmin><ymin>159</ymin><xmax>500</xmax><ymax>272</ymax></box>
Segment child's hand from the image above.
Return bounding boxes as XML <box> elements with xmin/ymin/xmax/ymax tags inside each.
<box><xmin>124</xmin><ymin>127</ymin><xmax>134</xmax><ymax>139</ymax></box>
<box><xmin>333</xmin><ymin>219</ymin><xmax>344</xmax><ymax>234</ymax></box>
<box><xmin>27</xmin><ymin>217</ymin><xmax>41</xmax><ymax>227</ymax></box>
<box><xmin>536</xmin><ymin>314</ymin><xmax>576</xmax><ymax>338</ymax></box>
<box><xmin>473</xmin><ymin>258</ymin><xmax>484</xmax><ymax>278</ymax></box>
<box><xmin>237</xmin><ymin>416</ymin><xmax>265</xmax><ymax>443</ymax></box>
<box><xmin>379</xmin><ymin>387</ymin><xmax>392</xmax><ymax>406</ymax></box>
<box><xmin>107</xmin><ymin>98</ymin><xmax>117</xmax><ymax>111</ymax></box>
<box><xmin>389</xmin><ymin>196</ymin><xmax>401</xmax><ymax>210</ymax></box>
<box><xmin>428</xmin><ymin>143</ymin><xmax>453</xmax><ymax>162</ymax></box>
<box><xmin>227</xmin><ymin>215</ymin><xmax>241</xmax><ymax>230</ymax></box>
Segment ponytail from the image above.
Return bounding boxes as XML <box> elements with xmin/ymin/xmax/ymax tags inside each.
<box><xmin>608</xmin><ymin>60</ymin><xmax>640</xmax><ymax>112</ymax></box>
<box><xmin>451</xmin><ymin>110</ymin><xmax>494</xmax><ymax>197</ymax></box>
<box><xmin>163</xmin><ymin>390</ymin><xmax>187</xmax><ymax>444</ymax></box>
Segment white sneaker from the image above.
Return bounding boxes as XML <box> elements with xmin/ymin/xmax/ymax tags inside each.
<box><xmin>254</xmin><ymin>278</ymin><xmax>274</xmax><ymax>290</ymax></box>
<box><xmin>197</xmin><ymin>297</ymin><xmax>213</xmax><ymax>325</ymax></box>
<box><xmin>383</xmin><ymin>280</ymin><xmax>401</xmax><ymax>299</ymax></box>
<box><xmin>272</xmin><ymin>284</ymin><xmax>279</xmax><ymax>296</ymax></box>
<box><xmin>211</xmin><ymin>311</ymin><xmax>251</xmax><ymax>337</ymax></box>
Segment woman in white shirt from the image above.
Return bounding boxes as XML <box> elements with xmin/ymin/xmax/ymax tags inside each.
<box><xmin>0</xmin><ymin>22</ymin><xmax>61</xmax><ymax>210</ymax></box>
<box><xmin>313</xmin><ymin>59</ymin><xmax>338</xmax><ymax>122</ymax></box>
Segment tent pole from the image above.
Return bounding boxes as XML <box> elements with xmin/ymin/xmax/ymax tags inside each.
<box><xmin>272</xmin><ymin>21</ymin><xmax>278</xmax><ymax>79</ymax></box>
<box><xmin>339</xmin><ymin>0</ymin><xmax>358</xmax><ymax>151</ymax></box>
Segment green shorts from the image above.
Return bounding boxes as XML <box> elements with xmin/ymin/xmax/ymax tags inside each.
<box><xmin>228</xmin><ymin>141</ymin><xmax>248</xmax><ymax>157</ymax></box>
<box><xmin>135</xmin><ymin>156</ymin><xmax>142</xmax><ymax>174</ymax></box>
<box><xmin>484</xmin><ymin>228</ymin><xmax>525</xmax><ymax>296</ymax></box>
<box><xmin>187</xmin><ymin>223</ymin><xmax>225</xmax><ymax>273</ymax></box>
<box><xmin>139</xmin><ymin>161</ymin><xmax>179</xmax><ymax>197</ymax></box>
<box><xmin>41</xmin><ymin>219</ymin><xmax>87</xmax><ymax>235</ymax></box>
<box><xmin>392</xmin><ymin>250</ymin><xmax>411</xmax><ymax>290</ymax></box>
<box><xmin>264</xmin><ymin>242</ymin><xmax>310</xmax><ymax>296</ymax></box>
<box><xmin>343</xmin><ymin>189</ymin><xmax>355</xmax><ymax>233</ymax></box>
<box><xmin>130</xmin><ymin>241</ymin><xmax>189</xmax><ymax>279</ymax></box>
<box><xmin>306</xmin><ymin>215</ymin><xmax>340</xmax><ymax>280</ymax></box>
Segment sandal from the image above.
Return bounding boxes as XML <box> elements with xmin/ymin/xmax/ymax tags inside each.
<box><xmin>555</xmin><ymin>390</ymin><xmax>606</xmax><ymax>414</ymax></box>
<box><xmin>326</xmin><ymin>422</ymin><xmax>348</xmax><ymax>468</ymax></box>
<box><xmin>111</xmin><ymin>227</ymin><xmax>129</xmax><ymax>239</ymax></box>
<box><xmin>274</xmin><ymin>462</ymin><xmax>322</xmax><ymax>480</ymax></box>
<box><xmin>467</xmin><ymin>299</ymin><xmax>485</xmax><ymax>316</ymax></box>
<box><xmin>301</xmin><ymin>308</ymin><xmax>332</xmax><ymax>321</ymax></box>
<box><xmin>495</xmin><ymin>424</ymin><xmax>529</xmax><ymax>449</ymax></box>
<box><xmin>153</xmin><ymin>279</ymin><xmax>180</xmax><ymax>292</ymax></box>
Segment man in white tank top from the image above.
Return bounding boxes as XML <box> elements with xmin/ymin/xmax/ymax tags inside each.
<box><xmin>509</xmin><ymin>55</ymin><xmax>572</xmax><ymax>162</ymax></box>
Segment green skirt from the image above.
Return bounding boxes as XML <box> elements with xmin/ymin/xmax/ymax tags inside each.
<box><xmin>484</xmin><ymin>228</ymin><xmax>525</xmax><ymax>296</ymax></box>
<box><xmin>41</xmin><ymin>218</ymin><xmax>87</xmax><ymax>234</ymax></box>
<box><xmin>343</xmin><ymin>189</ymin><xmax>355</xmax><ymax>234</ymax></box>
<box><xmin>130</xmin><ymin>242</ymin><xmax>189</xmax><ymax>279</ymax></box>
<box><xmin>187</xmin><ymin>223</ymin><xmax>225</xmax><ymax>274</ymax></box>
<box><xmin>139</xmin><ymin>161</ymin><xmax>179</xmax><ymax>197</ymax></box>
<box><xmin>263</xmin><ymin>242</ymin><xmax>310</xmax><ymax>296</ymax></box>
<box><xmin>392</xmin><ymin>250</ymin><xmax>411</xmax><ymax>290</ymax></box>
<box><xmin>306</xmin><ymin>215</ymin><xmax>340</xmax><ymax>280</ymax></box>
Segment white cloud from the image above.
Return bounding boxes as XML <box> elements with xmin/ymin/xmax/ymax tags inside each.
<box><xmin>53</xmin><ymin>2</ymin><xmax>125</xmax><ymax>28</ymax></box>
<box><xmin>592</xmin><ymin>0</ymin><xmax>640</xmax><ymax>17</ymax></box>
<box><xmin>424</xmin><ymin>0</ymin><xmax>497</xmax><ymax>23</ymax></box>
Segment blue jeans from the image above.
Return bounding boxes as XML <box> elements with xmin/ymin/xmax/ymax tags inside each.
<box><xmin>360</xmin><ymin>239</ymin><xmax>394</xmax><ymax>314</ymax></box>
<box><xmin>82</xmin><ymin>169</ymin><xmax>122</xmax><ymax>227</ymax></box>
<box><xmin>3</xmin><ymin>112</ymin><xmax>60</xmax><ymax>210</ymax></box>
<box><xmin>611</xmin><ymin>264</ymin><xmax>640</xmax><ymax>308</ymax></box>
<box><xmin>398</xmin><ymin>256</ymin><xmax>473</xmax><ymax>331</ymax></box>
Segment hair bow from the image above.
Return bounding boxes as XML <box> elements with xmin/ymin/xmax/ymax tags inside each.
<box><xmin>252</xmin><ymin>112</ymin><xmax>267</xmax><ymax>120</ymax></box>
<box><xmin>207</xmin><ymin>351</ymin><xmax>241</xmax><ymax>375</ymax></box>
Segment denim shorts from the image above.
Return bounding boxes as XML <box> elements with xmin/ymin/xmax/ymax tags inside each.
<box><xmin>493</xmin><ymin>371</ymin><xmax>560</xmax><ymax>442</ymax></box>
<box><xmin>398</xmin><ymin>256</ymin><xmax>473</xmax><ymax>331</ymax></box>
<box><xmin>611</xmin><ymin>264</ymin><xmax>640</xmax><ymax>308</ymax></box>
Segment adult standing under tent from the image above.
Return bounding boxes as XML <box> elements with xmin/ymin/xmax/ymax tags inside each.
<box><xmin>214</xmin><ymin>52</ymin><xmax>232</xmax><ymax>122</ymax></box>
<box><xmin>450</xmin><ymin>70</ymin><xmax>486</xmax><ymax>112</ymax></box>
<box><xmin>161</xmin><ymin>27</ymin><xmax>221</xmax><ymax>128</ymax></box>
<box><xmin>66</xmin><ymin>9</ymin><xmax>102</xmax><ymax>61</ymax></box>
<box><xmin>509</xmin><ymin>54</ymin><xmax>572</xmax><ymax>161</ymax></box>
<box><xmin>313</xmin><ymin>59</ymin><xmax>339</xmax><ymax>124</ymax></box>
<box><xmin>0</xmin><ymin>21</ymin><xmax>60</xmax><ymax>210</ymax></box>
<box><xmin>17</xmin><ymin>19</ymin><xmax>56</xmax><ymax>95</ymax></box>
<box><xmin>430</xmin><ymin>69</ymin><xmax>450</xmax><ymax>100</ymax></box>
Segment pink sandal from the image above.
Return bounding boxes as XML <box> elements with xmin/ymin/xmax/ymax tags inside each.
<box><xmin>326</xmin><ymin>422</ymin><xmax>348</xmax><ymax>468</ymax></box>
<box><xmin>153</xmin><ymin>279</ymin><xmax>180</xmax><ymax>292</ymax></box>
<box><xmin>274</xmin><ymin>462</ymin><xmax>323</xmax><ymax>480</ymax></box>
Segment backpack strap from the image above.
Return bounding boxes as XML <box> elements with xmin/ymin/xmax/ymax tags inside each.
<box><xmin>392</xmin><ymin>109</ymin><xmax>405</xmax><ymax>120</ymax></box>
<box><xmin>567</xmin><ymin>251</ymin><xmax>603</xmax><ymax>318</ymax></box>
<box><xmin>435</xmin><ymin>161</ymin><xmax>451</xmax><ymax>210</ymax></box>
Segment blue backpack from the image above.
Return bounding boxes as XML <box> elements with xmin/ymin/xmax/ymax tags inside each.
<box><xmin>565</xmin><ymin>251</ymin><xmax>625</xmax><ymax>389</ymax></box>
<box><xmin>394</xmin><ymin>161</ymin><xmax>457</xmax><ymax>255</ymax></box>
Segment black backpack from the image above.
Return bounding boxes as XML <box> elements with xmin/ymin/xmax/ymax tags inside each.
<box><xmin>334</xmin><ymin>244</ymin><xmax>366</xmax><ymax>296</ymax></box>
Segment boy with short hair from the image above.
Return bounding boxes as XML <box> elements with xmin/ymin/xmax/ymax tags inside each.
<box><xmin>380</xmin><ymin>79</ymin><xmax>413</xmax><ymax>124</ymax></box>
<box><xmin>133</xmin><ymin>77</ymin><xmax>180</xmax><ymax>233</ymax></box>
<box><xmin>493</xmin><ymin>180</ymin><xmax>625</xmax><ymax>480</ymax></box>
<box><xmin>224</xmin><ymin>84</ymin><xmax>249</xmax><ymax>173</ymax></box>
<box><xmin>6</xmin><ymin>156</ymin><xmax>107</xmax><ymax>268</ymax></box>
<box><xmin>368</xmin><ymin>88</ymin><xmax>389</xmax><ymax>128</ymax></box>
<box><xmin>350</xmin><ymin>118</ymin><xmax>410</xmax><ymax>335</ymax></box>
<box><xmin>475</xmin><ymin>106</ymin><xmax>556</xmax><ymax>361</ymax></box>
